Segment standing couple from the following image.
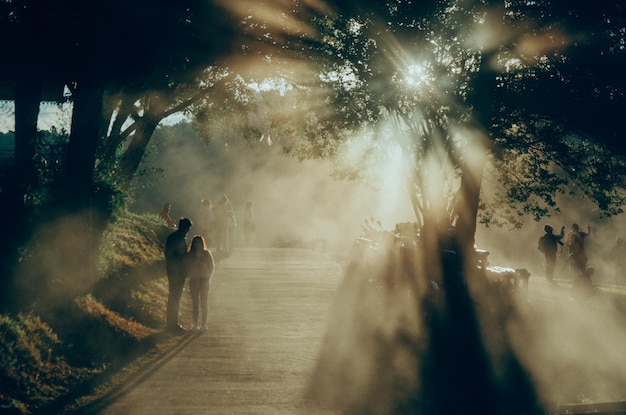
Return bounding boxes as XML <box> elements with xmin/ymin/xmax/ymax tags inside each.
<box><xmin>164</xmin><ymin>218</ymin><xmax>215</xmax><ymax>334</ymax></box>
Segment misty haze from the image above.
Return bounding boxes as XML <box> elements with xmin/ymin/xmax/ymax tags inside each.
<box><xmin>130</xmin><ymin>123</ymin><xmax>415</xmax><ymax>253</ymax></box>
<box><xmin>3</xmin><ymin>1</ymin><xmax>626</xmax><ymax>414</ymax></box>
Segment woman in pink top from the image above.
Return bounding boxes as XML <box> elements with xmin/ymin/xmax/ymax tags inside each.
<box><xmin>186</xmin><ymin>235</ymin><xmax>215</xmax><ymax>332</ymax></box>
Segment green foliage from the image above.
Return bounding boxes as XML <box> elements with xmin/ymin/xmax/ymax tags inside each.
<box><xmin>92</xmin><ymin>166</ymin><xmax>129</xmax><ymax>218</ymax></box>
<box><xmin>284</xmin><ymin>1</ymin><xmax>626</xmax><ymax>226</ymax></box>
<box><xmin>7</xmin><ymin>124</ymin><xmax>127</xmax><ymax>219</ymax></box>
<box><xmin>482</xmin><ymin>114</ymin><xmax>626</xmax><ymax>227</ymax></box>
<box><xmin>0</xmin><ymin>313</ymin><xmax>95</xmax><ymax>413</ymax></box>
<box><xmin>92</xmin><ymin>269</ymin><xmax>168</xmax><ymax>330</ymax></box>
<box><xmin>98</xmin><ymin>211</ymin><xmax>169</xmax><ymax>277</ymax></box>
<box><xmin>95</xmin><ymin>212</ymin><xmax>170</xmax><ymax>328</ymax></box>
<box><xmin>11</xmin><ymin>127</ymin><xmax>70</xmax><ymax>209</ymax></box>
<box><xmin>1</xmin><ymin>210</ymin><xmax>170</xmax><ymax>413</ymax></box>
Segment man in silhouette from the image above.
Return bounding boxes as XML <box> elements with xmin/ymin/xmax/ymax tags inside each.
<box><xmin>538</xmin><ymin>224</ymin><xmax>565</xmax><ymax>284</ymax></box>
<box><xmin>165</xmin><ymin>217</ymin><xmax>192</xmax><ymax>333</ymax></box>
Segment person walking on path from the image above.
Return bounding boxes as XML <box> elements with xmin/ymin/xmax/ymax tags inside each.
<box><xmin>566</xmin><ymin>223</ymin><xmax>591</xmax><ymax>277</ymax></box>
<box><xmin>165</xmin><ymin>217</ymin><xmax>193</xmax><ymax>333</ymax></box>
<box><xmin>538</xmin><ymin>224</ymin><xmax>565</xmax><ymax>284</ymax></box>
<box><xmin>186</xmin><ymin>235</ymin><xmax>215</xmax><ymax>332</ymax></box>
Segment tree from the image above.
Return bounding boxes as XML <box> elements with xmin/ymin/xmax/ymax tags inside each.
<box><xmin>206</xmin><ymin>1</ymin><xmax>626</xmax><ymax>411</ymax></box>
<box><xmin>487</xmin><ymin>0</ymin><xmax>626</xmax><ymax>220</ymax></box>
<box><xmin>223</xmin><ymin>0</ymin><xmax>626</xmax><ymax>244</ymax></box>
<box><xmin>0</xmin><ymin>0</ymin><xmax>240</xmax><ymax>308</ymax></box>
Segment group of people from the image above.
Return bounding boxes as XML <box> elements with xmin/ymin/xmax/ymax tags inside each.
<box><xmin>164</xmin><ymin>218</ymin><xmax>214</xmax><ymax>333</ymax></box>
<box><xmin>538</xmin><ymin>222</ymin><xmax>594</xmax><ymax>300</ymax></box>
<box><xmin>160</xmin><ymin>196</ymin><xmax>256</xmax><ymax>333</ymax></box>
<box><xmin>199</xmin><ymin>196</ymin><xmax>256</xmax><ymax>253</ymax></box>
<box><xmin>159</xmin><ymin>196</ymin><xmax>257</xmax><ymax>252</ymax></box>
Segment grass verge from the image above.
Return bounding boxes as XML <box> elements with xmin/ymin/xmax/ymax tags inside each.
<box><xmin>0</xmin><ymin>211</ymin><xmax>175</xmax><ymax>415</ymax></box>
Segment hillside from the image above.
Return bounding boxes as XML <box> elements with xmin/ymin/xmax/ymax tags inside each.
<box><xmin>0</xmin><ymin>211</ymin><xmax>176</xmax><ymax>415</ymax></box>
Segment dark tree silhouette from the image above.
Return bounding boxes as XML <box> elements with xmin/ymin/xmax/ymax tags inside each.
<box><xmin>206</xmin><ymin>1</ymin><xmax>626</xmax><ymax>412</ymax></box>
<box><xmin>0</xmin><ymin>0</ymin><xmax>239</xmax><ymax>308</ymax></box>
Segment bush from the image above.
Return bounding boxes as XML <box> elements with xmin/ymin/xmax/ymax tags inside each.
<box><xmin>1</xmin><ymin>210</ymin><xmax>171</xmax><ymax>414</ymax></box>
<box><xmin>0</xmin><ymin>313</ymin><xmax>96</xmax><ymax>413</ymax></box>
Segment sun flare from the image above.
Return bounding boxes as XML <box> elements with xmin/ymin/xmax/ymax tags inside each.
<box><xmin>404</xmin><ymin>63</ymin><xmax>431</xmax><ymax>88</ymax></box>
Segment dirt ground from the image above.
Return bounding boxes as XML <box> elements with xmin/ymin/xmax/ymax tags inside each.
<box><xmin>75</xmin><ymin>248</ymin><xmax>345</xmax><ymax>415</ymax></box>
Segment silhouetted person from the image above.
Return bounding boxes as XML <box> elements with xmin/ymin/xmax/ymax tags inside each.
<box><xmin>242</xmin><ymin>200</ymin><xmax>255</xmax><ymax>247</ymax></box>
<box><xmin>537</xmin><ymin>224</ymin><xmax>565</xmax><ymax>284</ymax></box>
<box><xmin>566</xmin><ymin>223</ymin><xmax>591</xmax><ymax>277</ymax></box>
<box><xmin>164</xmin><ymin>217</ymin><xmax>192</xmax><ymax>333</ymax></box>
<box><xmin>186</xmin><ymin>235</ymin><xmax>215</xmax><ymax>332</ymax></box>
<box><xmin>159</xmin><ymin>203</ymin><xmax>176</xmax><ymax>228</ymax></box>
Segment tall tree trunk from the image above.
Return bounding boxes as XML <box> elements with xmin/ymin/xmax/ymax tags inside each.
<box><xmin>0</xmin><ymin>81</ymin><xmax>42</xmax><ymax>311</ymax></box>
<box><xmin>419</xmin><ymin>50</ymin><xmax>502</xmax><ymax>413</ymax></box>
<box><xmin>100</xmin><ymin>95</ymin><xmax>136</xmax><ymax>163</ymax></box>
<box><xmin>64</xmin><ymin>80</ymin><xmax>106</xmax><ymax>210</ymax></box>
<box><xmin>455</xmin><ymin>152</ymin><xmax>486</xmax><ymax>264</ymax></box>
<box><xmin>116</xmin><ymin>117</ymin><xmax>159</xmax><ymax>186</ymax></box>
<box><xmin>458</xmin><ymin>49</ymin><xmax>497</xmax><ymax>260</ymax></box>
<box><xmin>57</xmin><ymin>80</ymin><xmax>107</xmax><ymax>290</ymax></box>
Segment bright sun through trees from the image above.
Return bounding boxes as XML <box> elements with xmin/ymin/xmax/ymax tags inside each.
<box><xmin>4</xmin><ymin>0</ymin><xmax>626</xmax><ymax>413</ymax></box>
<box><xmin>404</xmin><ymin>63</ymin><xmax>432</xmax><ymax>89</ymax></box>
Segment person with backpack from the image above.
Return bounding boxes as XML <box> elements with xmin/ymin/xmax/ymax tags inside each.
<box><xmin>538</xmin><ymin>224</ymin><xmax>565</xmax><ymax>284</ymax></box>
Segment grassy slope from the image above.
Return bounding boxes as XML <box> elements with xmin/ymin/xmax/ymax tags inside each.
<box><xmin>0</xmin><ymin>211</ymin><xmax>176</xmax><ymax>415</ymax></box>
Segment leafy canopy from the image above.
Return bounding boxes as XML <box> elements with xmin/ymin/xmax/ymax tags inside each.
<box><xmin>207</xmin><ymin>0</ymin><xmax>626</xmax><ymax>227</ymax></box>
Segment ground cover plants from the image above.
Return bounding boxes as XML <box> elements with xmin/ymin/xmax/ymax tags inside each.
<box><xmin>0</xmin><ymin>211</ymin><xmax>172</xmax><ymax>414</ymax></box>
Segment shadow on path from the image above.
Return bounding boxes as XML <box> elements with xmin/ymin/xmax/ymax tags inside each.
<box><xmin>68</xmin><ymin>331</ymin><xmax>201</xmax><ymax>415</ymax></box>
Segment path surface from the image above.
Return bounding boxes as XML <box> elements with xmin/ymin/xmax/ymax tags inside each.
<box><xmin>75</xmin><ymin>248</ymin><xmax>626</xmax><ymax>415</ymax></box>
<box><xmin>90</xmin><ymin>248</ymin><xmax>344</xmax><ymax>415</ymax></box>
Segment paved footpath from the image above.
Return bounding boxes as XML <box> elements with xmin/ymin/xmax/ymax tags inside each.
<box><xmin>89</xmin><ymin>248</ymin><xmax>344</xmax><ymax>415</ymax></box>
<box><xmin>76</xmin><ymin>249</ymin><xmax>626</xmax><ymax>415</ymax></box>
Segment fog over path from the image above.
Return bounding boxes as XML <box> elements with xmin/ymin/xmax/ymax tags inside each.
<box><xmin>92</xmin><ymin>248</ymin><xmax>344</xmax><ymax>415</ymax></box>
<box><xmin>77</xmin><ymin>248</ymin><xmax>626</xmax><ymax>415</ymax></box>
